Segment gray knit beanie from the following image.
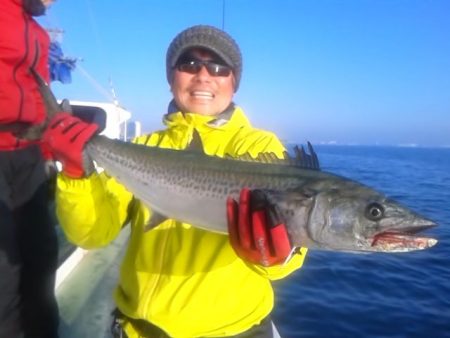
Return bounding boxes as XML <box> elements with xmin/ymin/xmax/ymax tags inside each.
<box><xmin>166</xmin><ymin>25</ymin><xmax>242</xmax><ymax>91</ymax></box>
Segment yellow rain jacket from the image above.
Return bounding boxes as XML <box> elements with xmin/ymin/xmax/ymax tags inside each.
<box><xmin>56</xmin><ymin>106</ymin><xmax>308</xmax><ymax>337</ymax></box>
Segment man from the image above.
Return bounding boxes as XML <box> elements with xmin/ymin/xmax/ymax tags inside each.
<box><xmin>44</xmin><ymin>25</ymin><xmax>308</xmax><ymax>337</ymax></box>
<box><xmin>0</xmin><ymin>0</ymin><xmax>59</xmax><ymax>337</ymax></box>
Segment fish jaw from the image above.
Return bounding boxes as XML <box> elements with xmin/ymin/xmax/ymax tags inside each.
<box><xmin>370</xmin><ymin>232</ymin><xmax>438</xmax><ymax>252</ymax></box>
<box><xmin>309</xmin><ymin>220</ymin><xmax>438</xmax><ymax>253</ymax></box>
<box><xmin>368</xmin><ymin>219</ymin><xmax>438</xmax><ymax>252</ymax></box>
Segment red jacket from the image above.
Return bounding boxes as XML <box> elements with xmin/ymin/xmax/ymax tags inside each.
<box><xmin>0</xmin><ymin>0</ymin><xmax>50</xmax><ymax>150</ymax></box>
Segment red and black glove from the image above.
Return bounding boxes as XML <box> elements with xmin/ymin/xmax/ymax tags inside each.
<box><xmin>227</xmin><ymin>188</ymin><xmax>292</xmax><ymax>267</ymax></box>
<box><xmin>43</xmin><ymin>112</ymin><xmax>99</xmax><ymax>178</ymax></box>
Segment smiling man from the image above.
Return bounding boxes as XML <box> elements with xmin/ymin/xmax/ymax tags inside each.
<box><xmin>167</xmin><ymin>28</ymin><xmax>239</xmax><ymax>117</ymax></box>
<box><xmin>169</xmin><ymin>48</ymin><xmax>235</xmax><ymax>116</ymax></box>
<box><xmin>44</xmin><ymin>25</ymin><xmax>308</xmax><ymax>337</ymax></box>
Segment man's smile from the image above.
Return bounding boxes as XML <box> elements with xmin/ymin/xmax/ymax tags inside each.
<box><xmin>190</xmin><ymin>90</ymin><xmax>214</xmax><ymax>99</ymax></box>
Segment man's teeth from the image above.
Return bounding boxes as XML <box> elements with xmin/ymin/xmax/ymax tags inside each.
<box><xmin>192</xmin><ymin>91</ymin><xmax>213</xmax><ymax>98</ymax></box>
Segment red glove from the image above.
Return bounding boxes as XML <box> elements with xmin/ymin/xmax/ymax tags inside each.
<box><xmin>43</xmin><ymin>112</ymin><xmax>99</xmax><ymax>178</ymax></box>
<box><xmin>227</xmin><ymin>188</ymin><xmax>292</xmax><ymax>266</ymax></box>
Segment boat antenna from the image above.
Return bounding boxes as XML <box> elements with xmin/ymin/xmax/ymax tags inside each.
<box><xmin>75</xmin><ymin>64</ymin><xmax>116</xmax><ymax>103</ymax></box>
<box><xmin>108</xmin><ymin>77</ymin><xmax>120</xmax><ymax>106</ymax></box>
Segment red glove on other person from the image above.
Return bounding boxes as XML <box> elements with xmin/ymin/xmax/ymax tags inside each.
<box><xmin>227</xmin><ymin>188</ymin><xmax>293</xmax><ymax>267</ymax></box>
<box><xmin>43</xmin><ymin>112</ymin><xmax>99</xmax><ymax>178</ymax></box>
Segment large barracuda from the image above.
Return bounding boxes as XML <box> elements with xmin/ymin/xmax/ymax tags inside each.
<box><xmin>86</xmin><ymin>137</ymin><xmax>437</xmax><ymax>253</ymax></box>
<box><xmin>25</xmin><ymin>69</ymin><xmax>437</xmax><ymax>253</ymax></box>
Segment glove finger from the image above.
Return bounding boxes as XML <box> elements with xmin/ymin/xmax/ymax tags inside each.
<box><xmin>251</xmin><ymin>189</ymin><xmax>286</xmax><ymax>227</ymax></box>
<box><xmin>55</xmin><ymin>118</ymin><xmax>98</xmax><ymax>143</ymax></box>
<box><xmin>269</xmin><ymin>224</ymin><xmax>292</xmax><ymax>260</ymax></box>
<box><xmin>48</xmin><ymin>112</ymin><xmax>74</xmax><ymax>129</ymax></box>
<box><xmin>44</xmin><ymin>120</ymin><xmax>79</xmax><ymax>147</ymax></box>
<box><xmin>249</xmin><ymin>189</ymin><xmax>268</xmax><ymax>210</ymax></box>
<box><xmin>227</xmin><ymin>197</ymin><xmax>240</xmax><ymax>249</ymax></box>
<box><xmin>64</xmin><ymin>121</ymin><xmax>90</xmax><ymax>141</ymax></box>
<box><xmin>74</xmin><ymin>123</ymin><xmax>99</xmax><ymax>143</ymax></box>
<box><xmin>265</xmin><ymin>203</ymin><xmax>284</xmax><ymax>228</ymax></box>
<box><xmin>264</xmin><ymin>203</ymin><xmax>292</xmax><ymax>259</ymax></box>
<box><xmin>252</xmin><ymin>209</ymin><xmax>271</xmax><ymax>265</ymax></box>
<box><xmin>238</xmin><ymin>188</ymin><xmax>253</xmax><ymax>251</ymax></box>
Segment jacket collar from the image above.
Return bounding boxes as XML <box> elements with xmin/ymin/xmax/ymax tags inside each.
<box><xmin>163</xmin><ymin>102</ymin><xmax>251</xmax><ymax>131</ymax></box>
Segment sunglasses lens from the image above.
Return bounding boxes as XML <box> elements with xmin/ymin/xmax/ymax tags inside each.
<box><xmin>176</xmin><ymin>60</ymin><xmax>231</xmax><ymax>77</ymax></box>
<box><xmin>206</xmin><ymin>64</ymin><xmax>232</xmax><ymax>77</ymax></box>
<box><xmin>177</xmin><ymin>61</ymin><xmax>201</xmax><ymax>74</ymax></box>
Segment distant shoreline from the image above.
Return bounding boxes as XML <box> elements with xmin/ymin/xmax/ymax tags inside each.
<box><xmin>284</xmin><ymin>142</ymin><xmax>450</xmax><ymax>149</ymax></box>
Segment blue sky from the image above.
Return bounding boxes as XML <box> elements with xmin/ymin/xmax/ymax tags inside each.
<box><xmin>39</xmin><ymin>0</ymin><xmax>450</xmax><ymax>147</ymax></box>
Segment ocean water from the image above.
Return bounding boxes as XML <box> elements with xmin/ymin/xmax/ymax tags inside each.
<box><xmin>273</xmin><ymin>145</ymin><xmax>450</xmax><ymax>338</ymax></box>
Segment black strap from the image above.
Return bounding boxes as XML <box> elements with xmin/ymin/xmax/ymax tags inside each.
<box><xmin>111</xmin><ymin>309</ymin><xmax>274</xmax><ymax>338</ymax></box>
<box><xmin>111</xmin><ymin>309</ymin><xmax>170</xmax><ymax>338</ymax></box>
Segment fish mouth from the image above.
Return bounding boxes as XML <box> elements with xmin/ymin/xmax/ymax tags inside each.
<box><xmin>371</xmin><ymin>224</ymin><xmax>438</xmax><ymax>252</ymax></box>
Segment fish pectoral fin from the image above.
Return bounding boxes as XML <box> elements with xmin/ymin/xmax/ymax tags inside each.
<box><xmin>143</xmin><ymin>211</ymin><xmax>169</xmax><ymax>232</ymax></box>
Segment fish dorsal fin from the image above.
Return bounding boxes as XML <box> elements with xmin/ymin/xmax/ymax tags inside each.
<box><xmin>186</xmin><ymin>128</ymin><xmax>204</xmax><ymax>153</ymax></box>
<box><xmin>225</xmin><ymin>141</ymin><xmax>321</xmax><ymax>170</ymax></box>
<box><xmin>254</xmin><ymin>152</ymin><xmax>287</xmax><ymax>164</ymax></box>
<box><xmin>290</xmin><ymin>142</ymin><xmax>320</xmax><ymax>170</ymax></box>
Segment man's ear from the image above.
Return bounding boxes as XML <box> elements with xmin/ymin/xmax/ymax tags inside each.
<box><xmin>169</xmin><ymin>72</ymin><xmax>176</xmax><ymax>90</ymax></box>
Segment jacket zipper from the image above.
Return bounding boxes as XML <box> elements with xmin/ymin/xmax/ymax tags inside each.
<box><xmin>13</xmin><ymin>12</ymin><xmax>33</xmax><ymax>123</ymax></box>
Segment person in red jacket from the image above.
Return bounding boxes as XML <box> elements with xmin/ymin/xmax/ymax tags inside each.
<box><xmin>0</xmin><ymin>0</ymin><xmax>59</xmax><ymax>337</ymax></box>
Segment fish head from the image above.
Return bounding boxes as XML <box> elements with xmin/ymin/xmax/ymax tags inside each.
<box><xmin>276</xmin><ymin>177</ymin><xmax>438</xmax><ymax>253</ymax></box>
<box><xmin>305</xmin><ymin>180</ymin><xmax>438</xmax><ymax>252</ymax></box>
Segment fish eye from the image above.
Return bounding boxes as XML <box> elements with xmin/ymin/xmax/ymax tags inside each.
<box><xmin>365</xmin><ymin>202</ymin><xmax>385</xmax><ymax>221</ymax></box>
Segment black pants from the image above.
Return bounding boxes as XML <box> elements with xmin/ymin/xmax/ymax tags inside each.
<box><xmin>0</xmin><ymin>146</ymin><xmax>59</xmax><ymax>338</ymax></box>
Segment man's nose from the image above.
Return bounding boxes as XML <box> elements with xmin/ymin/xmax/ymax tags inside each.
<box><xmin>196</xmin><ymin>64</ymin><xmax>211</xmax><ymax>77</ymax></box>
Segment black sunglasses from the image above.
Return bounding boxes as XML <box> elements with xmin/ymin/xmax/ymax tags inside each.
<box><xmin>175</xmin><ymin>59</ymin><xmax>232</xmax><ymax>77</ymax></box>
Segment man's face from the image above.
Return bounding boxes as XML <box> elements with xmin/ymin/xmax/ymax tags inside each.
<box><xmin>170</xmin><ymin>49</ymin><xmax>235</xmax><ymax>116</ymax></box>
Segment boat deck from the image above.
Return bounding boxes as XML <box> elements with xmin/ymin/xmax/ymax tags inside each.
<box><xmin>56</xmin><ymin>228</ymin><xmax>129</xmax><ymax>338</ymax></box>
